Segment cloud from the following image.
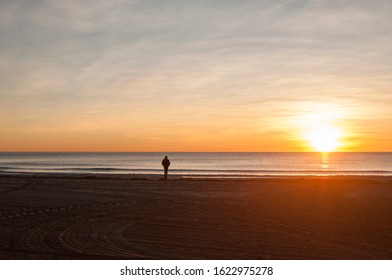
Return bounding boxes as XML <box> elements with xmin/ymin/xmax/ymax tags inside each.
<box><xmin>0</xmin><ymin>0</ymin><xmax>391</xmax><ymax>150</ymax></box>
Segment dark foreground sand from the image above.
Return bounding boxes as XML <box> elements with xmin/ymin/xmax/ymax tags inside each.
<box><xmin>0</xmin><ymin>174</ymin><xmax>391</xmax><ymax>259</ymax></box>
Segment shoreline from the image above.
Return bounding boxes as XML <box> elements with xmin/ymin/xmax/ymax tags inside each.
<box><xmin>1</xmin><ymin>172</ymin><xmax>392</xmax><ymax>180</ymax></box>
<box><xmin>0</xmin><ymin>174</ymin><xmax>391</xmax><ymax>259</ymax></box>
<box><xmin>1</xmin><ymin>152</ymin><xmax>391</xmax><ymax>178</ymax></box>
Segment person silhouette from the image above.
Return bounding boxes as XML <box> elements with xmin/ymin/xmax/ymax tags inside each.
<box><xmin>161</xmin><ymin>156</ymin><xmax>170</xmax><ymax>179</ymax></box>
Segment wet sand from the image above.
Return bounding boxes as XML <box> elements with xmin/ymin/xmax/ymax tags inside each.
<box><xmin>0</xmin><ymin>174</ymin><xmax>391</xmax><ymax>259</ymax></box>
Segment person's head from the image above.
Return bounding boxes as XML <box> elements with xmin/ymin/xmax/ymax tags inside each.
<box><xmin>165</xmin><ymin>156</ymin><xmax>168</xmax><ymax>159</ymax></box>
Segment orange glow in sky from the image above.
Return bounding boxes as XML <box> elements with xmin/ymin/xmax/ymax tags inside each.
<box><xmin>1</xmin><ymin>1</ymin><xmax>392</xmax><ymax>152</ymax></box>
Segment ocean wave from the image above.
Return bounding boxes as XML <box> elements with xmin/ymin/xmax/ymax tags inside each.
<box><xmin>1</xmin><ymin>166</ymin><xmax>392</xmax><ymax>176</ymax></box>
<box><xmin>1</xmin><ymin>152</ymin><xmax>392</xmax><ymax>176</ymax></box>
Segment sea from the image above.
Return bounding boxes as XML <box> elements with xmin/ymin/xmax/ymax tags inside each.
<box><xmin>0</xmin><ymin>152</ymin><xmax>391</xmax><ymax>177</ymax></box>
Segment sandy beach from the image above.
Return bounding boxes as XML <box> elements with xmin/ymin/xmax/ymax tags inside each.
<box><xmin>0</xmin><ymin>174</ymin><xmax>391</xmax><ymax>259</ymax></box>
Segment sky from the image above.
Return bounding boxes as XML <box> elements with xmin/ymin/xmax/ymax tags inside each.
<box><xmin>1</xmin><ymin>0</ymin><xmax>391</xmax><ymax>152</ymax></box>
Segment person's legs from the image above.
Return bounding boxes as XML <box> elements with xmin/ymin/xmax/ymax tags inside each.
<box><xmin>164</xmin><ymin>167</ymin><xmax>168</xmax><ymax>179</ymax></box>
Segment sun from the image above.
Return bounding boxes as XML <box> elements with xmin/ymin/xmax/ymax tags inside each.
<box><xmin>293</xmin><ymin>103</ymin><xmax>349</xmax><ymax>152</ymax></box>
<box><xmin>305</xmin><ymin>125</ymin><xmax>342</xmax><ymax>152</ymax></box>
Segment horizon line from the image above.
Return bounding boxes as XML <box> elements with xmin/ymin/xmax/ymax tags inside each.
<box><xmin>1</xmin><ymin>151</ymin><xmax>391</xmax><ymax>153</ymax></box>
